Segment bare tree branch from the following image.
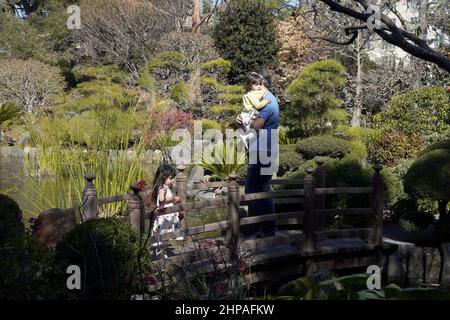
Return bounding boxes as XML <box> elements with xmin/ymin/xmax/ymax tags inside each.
<box><xmin>316</xmin><ymin>0</ymin><xmax>450</xmax><ymax>72</ymax></box>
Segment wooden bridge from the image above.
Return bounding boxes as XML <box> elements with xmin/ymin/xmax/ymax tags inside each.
<box><xmin>76</xmin><ymin>159</ymin><xmax>397</xmax><ymax>293</ymax></box>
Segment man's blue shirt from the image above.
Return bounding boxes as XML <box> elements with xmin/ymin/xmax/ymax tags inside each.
<box><xmin>249</xmin><ymin>91</ymin><xmax>279</xmax><ymax>154</ymax></box>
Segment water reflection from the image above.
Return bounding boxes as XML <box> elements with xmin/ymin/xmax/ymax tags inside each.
<box><xmin>0</xmin><ymin>147</ymin><xmax>74</xmax><ymax>221</ymax></box>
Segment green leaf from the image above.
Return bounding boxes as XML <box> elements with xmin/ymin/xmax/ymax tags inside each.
<box><xmin>0</xmin><ymin>102</ymin><xmax>21</xmax><ymax>123</ymax></box>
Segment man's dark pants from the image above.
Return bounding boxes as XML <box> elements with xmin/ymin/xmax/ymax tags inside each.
<box><xmin>243</xmin><ymin>155</ymin><xmax>276</xmax><ymax>237</ymax></box>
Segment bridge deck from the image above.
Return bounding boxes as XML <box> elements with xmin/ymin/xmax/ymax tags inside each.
<box><xmin>149</xmin><ymin>230</ymin><xmax>397</xmax><ymax>288</ymax></box>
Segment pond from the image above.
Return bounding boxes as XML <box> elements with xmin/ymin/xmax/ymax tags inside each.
<box><xmin>0</xmin><ymin>147</ymin><xmax>50</xmax><ymax>222</ymax></box>
<box><xmin>0</xmin><ymin>147</ymin><xmax>155</xmax><ymax>223</ymax></box>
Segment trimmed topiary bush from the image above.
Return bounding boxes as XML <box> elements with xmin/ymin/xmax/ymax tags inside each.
<box><xmin>404</xmin><ymin>148</ymin><xmax>450</xmax><ymax>216</ymax></box>
<box><xmin>278</xmin><ymin>144</ymin><xmax>304</xmax><ymax>176</ymax></box>
<box><xmin>286</xmin><ymin>59</ymin><xmax>345</xmax><ymax>133</ymax></box>
<box><xmin>53</xmin><ymin>218</ymin><xmax>151</xmax><ymax>299</ymax></box>
<box><xmin>295</xmin><ymin>136</ymin><xmax>351</xmax><ymax>160</ymax></box>
<box><xmin>420</xmin><ymin>138</ymin><xmax>450</xmax><ymax>155</ymax></box>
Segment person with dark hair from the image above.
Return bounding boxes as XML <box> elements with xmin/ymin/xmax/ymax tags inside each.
<box><xmin>239</xmin><ymin>72</ymin><xmax>271</xmax><ymax>148</ymax></box>
<box><xmin>151</xmin><ymin>164</ymin><xmax>182</xmax><ymax>236</ymax></box>
<box><xmin>254</xmin><ymin>69</ymin><xmax>274</xmax><ymax>92</ymax></box>
<box><xmin>237</xmin><ymin>71</ymin><xmax>279</xmax><ymax>238</ymax></box>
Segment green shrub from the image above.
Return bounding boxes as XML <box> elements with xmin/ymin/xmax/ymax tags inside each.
<box><xmin>283</xmin><ymin>157</ymin><xmax>405</xmax><ymax>213</ymax></box>
<box><xmin>201</xmin><ymin>58</ymin><xmax>232</xmax><ymax>74</ymax></box>
<box><xmin>198</xmin><ymin>142</ymin><xmax>246</xmax><ymax>180</ymax></box>
<box><xmin>0</xmin><ymin>231</ymin><xmax>55</xmax><ymax>300</ymax></box>
<box><xmin>391</xmin><ymin>158</ymin><xmax>415</xmax><ymax>181</ymax></box>
<box><xmin>424</xmin><ymin>129</ymin><xmax>450</xmax><ymax>145</ymax></box>
<box><xmin>147</xmin><ymin>51</ymin><xmax>187</xmax><ymax>71</ymax></box>
<box><xmin>72</xmin><ymin>64</ymin><xmax>130</xmax><ymax>84</ymax></box>
<box><xmin>0</xmin><ymin>194</ymin><xmax>24</xmax><ymax>247</ymax></box>
<box><xmin>373</xmin><ymin>86</ymin><xmax>450</xmax><ymax>136</ymax></box>
<box><xmin>286</xmin><ymin>59</ymin><xmax>345</xmax><ymax>132</ymax></box>
<box><xmin>334</xmin><ymin>125</ymin><xmax>382</xmax><ymax>146</ymax></box>
<box><xmin>348</xmin><ymin>140</ymin><xmax>368</xmax><ymax>161</ymax></box>
<box><xmin>32</xmin><ymin>107</ymin><xmax>146</xmax><ymax>149</ymax></box>
<box><xmin>210</xmin><ymin>104</ymin><xmax>241</xmax><ymax>115</ymax></box>
<box><xmin>368</xmin><ymin>131</ymin><xmax>426</xmax><ymax>167</ymax></box>
<box><xmin>399</xmin><ymin>210</ymin><xmax>434</xmax><ymax>233</ymax></box>
<box><xmin>295</xmin><ymin>136</ymin><xmax>351</xmax><ymax>160</ymax></box>
<box><xmin>279</xmin><ymin>127</ymin><xmax>299</xmax><ymax>145</ymax></box>
<box><xmin>278</xmin><ymin>144</ymin><xmax>304</xmax><ymax>176</ymax></box>
<box><xmin>201</xmin><ymin>119</ymin><xmax>223</xmax><ymax>131</ymax></box>
<box><xmin>417</xmin><ymin>198</ymin><xmax>440</xmax><ymax>215</ymax></box>
<box><xmin>404</xmin><ymin>149</ymin><xmax>450</xmax><ymax>215</ymax></box>
<box><xmin>53</xmin><ymin>218</ymin><xmax>150</xmax><ymax>299</ymax></box>
<box><xmin>0</xmin><ymin>195</ymin><xmax>56</xmax><ymax>300</ymax></box>
<box><xmin>420</xmin><ymin>138</ymin><xmax>450</xmax><ymax>155</ymax></box>
<box><xmin>170</xmin><ymin>82</ymin><xmax>192</xmax><ymax>105</ymax></box>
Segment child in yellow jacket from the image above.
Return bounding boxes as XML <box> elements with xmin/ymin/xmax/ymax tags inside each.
<box><xmin>240</xmin><ymin>72</ymin><xmax>270</xmax><ymax>148</ymax></box>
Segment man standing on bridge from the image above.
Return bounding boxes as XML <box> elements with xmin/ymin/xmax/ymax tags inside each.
<box><xmin>237</xmin><ymin>70</ymin><xmax>279</xmax><ymax>238</ymax></box>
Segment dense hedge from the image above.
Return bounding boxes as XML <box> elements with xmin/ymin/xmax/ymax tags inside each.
<box><xmin>295</xmin><ymin>136</ymin><xmax>351</xmax><ymax>160</ymax></box>
<box><xmin>278</xmin><ymin>144</ymin><xmax>304</xmax><ymax>176</ymax></box>
<box><xmin>53</xmin><ymin>218</ymin><xmax>151</xmax><ymax>299</ymax></box>
<box><xmin>373</xmin><ymin>86</ymin><xmax>450</xmax><ymax>136</ymax></box>
<box><xmin>0</xmin><ymin>194</ymin><xmax>24</xmax><ymax>246</ymax></box>
<box><xmin>374</xmin><ymin>86</ymin><xmax>450</xmax><ymax>135</ymax></box>
<box><xmin>283</xmin><ymin>157</ymin><xmax>405</xmax><ymax>211</ymax></box>
<box><xmin>0</xmin><ymin>195</ymin><xmax>55</xmax><ymax>300</ymax></box>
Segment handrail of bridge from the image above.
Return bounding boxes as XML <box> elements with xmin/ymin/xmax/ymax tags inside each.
<box><xmin>77</xmin><ymin>160</ymin><xmax>384</xmax><ymax>259</ymax></box>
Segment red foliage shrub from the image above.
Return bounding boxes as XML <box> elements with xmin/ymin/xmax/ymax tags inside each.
<box><xmin>369</xmin><ymin>131</ymin><xmax>426</xmax><ymax>167</ymax></box>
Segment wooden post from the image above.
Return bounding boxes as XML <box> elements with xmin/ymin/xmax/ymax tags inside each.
<box><xmin>370</xmin><ymin>164</ymin><xmax>384</xmax><ymax>247</ymax></box>
<box><xmin>424</xmin><ymin>247</ymin><xmax>441</xmax><ymax>285</ymax></box>
<box><xmin>303</xmin><ymin>168</ymin><xmax>315</xmax><ymax>252</ymax></box>
<box><xmin>227</xmin><ymin>173</ymin><xmax>241</xmax><ymax>262</ymax></box>
<box><xmin>441</xmin><ymin>243</ymin><xmax>450</xmax><ymax>288</ymax></box>
<box><xmin>128</xmin><ymin>183</ymin><xmax>144</xmax><ymax>235</ymax></box>
<box><xmin>408</xmin><ymin>247</ymin><xmax>424</xmax><ymax>287</ymax></box>
<box><xmin>314</xmin><ymin>159</ymin><xmax>326</xmax><ymax>230</ymax></box>
<box><xmin>176</xmin><ymin>165</ymin><xmax>187</xmax><ymax>202</ymax></box>
<box><xmin>82</xmin><ymin>173</ymin><xmax>97</xmax><ymax>221</ymax></box>
<box><xmin>176</xmin><ymin>165</ymin><xmax>189</xmax><ymax>240</ymax></box>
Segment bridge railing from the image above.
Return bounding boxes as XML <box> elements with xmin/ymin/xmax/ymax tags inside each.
<box><xmin>79</xmin><ymin>160</ymin><xmax>384</xmax><ymax>257</ymax></box>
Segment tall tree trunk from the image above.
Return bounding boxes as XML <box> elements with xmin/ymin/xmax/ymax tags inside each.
<box><xmin>190</xmin><ymin>66</ymin><xmax>202</xmax><ymax>108</ymax></box>
<box><xmin>351</xmin><ymin>32</ymin><xmax>363</xmax><ymax>128</ymax></box>
<box><xmin>418</xmin><ymin>0</ymin><xmax>428</xmax><ymax>39</ymax></box>
<box><xmin>412</xmin><ymin>0</ymin><xmax>429</xmax><ymax>87</ymax></box>
<box><xmin>192</xmin><ymin>0</ymin><xmax>201</xmax><ymax>33</ymax></box>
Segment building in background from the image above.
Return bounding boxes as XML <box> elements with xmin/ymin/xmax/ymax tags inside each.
<box><xmin>366</xmin><ymin>0</ymin><xmax>449</xmax><ymax>68</ymax></box>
